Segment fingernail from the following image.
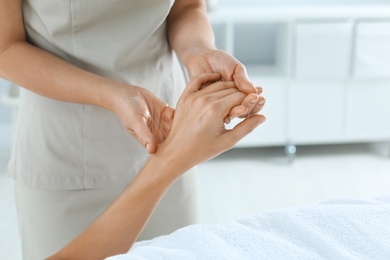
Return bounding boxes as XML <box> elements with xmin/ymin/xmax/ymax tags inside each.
<box><xmin>258</xmin><ymin>98</ymin><xmax>266</xmax><ymax>105</ymax></box>
<box><xmin>257</xmin><ymin>116</ymin><xmax>266</xmax><ymax>125</ymax></box>
<box><xmin>146</xmin><ymin>143</ymin><xmax>151</xmax><ymax>152</ymax></box>
<box><xmin>250</xmin><ymin>95</ymin><xmax>259</xmax><ymax>104</ymax></box>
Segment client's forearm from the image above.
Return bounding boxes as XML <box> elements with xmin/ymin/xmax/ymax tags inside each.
<box><xmin>46</xmin><ymin>154</ymin><xmax>180</xmax><ymax>260</ymax></box>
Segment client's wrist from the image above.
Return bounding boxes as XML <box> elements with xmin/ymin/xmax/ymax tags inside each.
<box><xmin>149</xmin><ymin>140</ymin><xmax>194</xmax><ymax>181</ymax></box>
<box><xmin>146</xmin><ymin>153</ymin><xmax>184</xmax><ymax>184</ymax></box>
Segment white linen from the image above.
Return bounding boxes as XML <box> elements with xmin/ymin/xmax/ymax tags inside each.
<box><xmin>107</xmin><ymin>195</ymin><xmax>390</xmax><ymax>259</ymax></box>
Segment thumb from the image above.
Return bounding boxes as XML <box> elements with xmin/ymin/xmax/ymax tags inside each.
<box><xmin>224</xmin><ymin>114</ymin><xmax>266</xmax><ymax>147</ymax></box>
<box><xmin>232</xmin><ymin>63</ymin><xmax>257</xmax><ymax>95</ymax></box>
<box><xmin>129</xmin><ymin>117</ymin><xmax>156</xmax><ymax>154</ymax></box>
<box><xmin>185</xmin><ymin>73</ymin><xmax>221</xmax><ymax>95</ymax></box>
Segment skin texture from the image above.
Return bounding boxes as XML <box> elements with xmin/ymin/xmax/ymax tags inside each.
<box><xmin>0</xmin><ymin>0</ymin><xmax>265</xmax><ymax>153</ymax></box>
<box><xmin>45</xmin><ymin>73</ymin><xmax>266</xmax><ymax>260</ymax></box>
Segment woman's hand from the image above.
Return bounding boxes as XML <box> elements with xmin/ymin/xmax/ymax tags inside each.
<box><xmin>168</xmin><ymin>0</ymin><xmax>264</xmax><ymax>122</ymax></box>
<box><xmin>155</xmin><ymin>73</ymin><xmax>266</xmax><ymax>175</ymax></box>
<box><xmin>111</xmin><ymin>85</ymin><xmax>175</xmax><ymax>154</ymax></box>
<box><xmin>183</xmin><ymin>48</ymin><xmax>266</xmax><ymax>121</ymax></box>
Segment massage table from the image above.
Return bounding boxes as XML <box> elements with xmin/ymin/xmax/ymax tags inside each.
<box><xmin>107</xmin><ymin>195</ymin><xmax>390</xmax><ymax>259</ymax></box>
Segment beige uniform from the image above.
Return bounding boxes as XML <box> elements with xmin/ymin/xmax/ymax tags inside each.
<box><xmin>8</xmin><ymin>0</ymin><xmax>197</xmax><ymax>259</ymax></box>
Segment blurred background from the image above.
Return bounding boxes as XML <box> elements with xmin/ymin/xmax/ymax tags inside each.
<box><xmin>1</xmin><ymin>0</ymin><xmax>390</xmax><ymax>259</ymax></box>
<box><xmin>198</xmin><ymin>0</ymin><xmax>390</xmax><ymax>222</ymax></box>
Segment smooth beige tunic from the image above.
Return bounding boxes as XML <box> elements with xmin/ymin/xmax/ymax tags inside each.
<box><xmin>9</xmin><ymin>0</ymin><xmax>187</xmax><ymax>189</ymax></box>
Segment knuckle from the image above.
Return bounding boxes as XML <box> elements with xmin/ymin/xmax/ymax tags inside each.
<box><xmin>208</xmin><ymin>101</ymin><xmax>221</xmax><ymax>112</ymax></box>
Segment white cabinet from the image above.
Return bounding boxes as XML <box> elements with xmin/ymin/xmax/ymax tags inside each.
<box><xmin>354</xmin><ymin>22</ymin><xmax>390</xmax><ymax>78</ymax></box>
<box><xmin>289</xmin><ymin>81</ymin><xmax>345</xmax><ymax>143</ymax></box>
<box><xmin>294</xmin><ymin>22</ymin><xmax>352</xmax><ymax>79</ymax></box>
<box><xmin>208</xmin><ymin>6</ymin><xmax>390</xmax><ymax>148</ymax></box>
<box><xmin>347</xmin><ymin>81</ymin><xmax>390</xmax><ymax>139</ymax></box>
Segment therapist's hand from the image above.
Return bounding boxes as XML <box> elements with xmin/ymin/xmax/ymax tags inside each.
<box><xmin>112</xmin><ymin>85</ymin><xmax>174</xmax><ymax>154</ymax></box>
<box><xmin>156</xmin><ymin>73</ymin><xmax>266</xmax><ymax>175</ymax></box>
<box><xmin>184</xmin><ymin>48</ymin><xmax>266</xmax><ymax>121</ymax></box>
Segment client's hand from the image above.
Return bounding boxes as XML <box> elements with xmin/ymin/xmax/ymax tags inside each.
<box><xmin>155</xmin><ymin>72</ymin><xmax>266</xmax><ymax>175</ymax></box>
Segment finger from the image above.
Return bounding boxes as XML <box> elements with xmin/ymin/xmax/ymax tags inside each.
<box><xmin>223</xmin><ymin>114</ymin><xmax>266</xmax><ymax>147</ymax></box>
<box><xmin>186</xmin><ymin>73</ymin><xmax>221</xmax><ymax>94</ymax></box>
<box><xmin>238</xmin><ymin>93</ymin><xmax>259</xmax><ymax>118</ymax></box>
<box><xmin>228</xmin><ymin>105</ymin><xmax>248</xmax><ymax>119</ymax></box>
<box><xmin>224</xmin><ymin>116</ymin><xmax>231</xmax><ymax>124</ymax></box>
<box><xmin>160</xmin><ymin>106</ymin><xmax>175</xmax><ymax>139</ymax></box>
<box><xmin>231</xmin><ymin>63</ymin><xmax>257</xmax><ymax>94</ymax></box>
<box><xmin>199</xmin><ymin>81</ymin><xmax>236</xmax><ymax>96</ymax></box>
<box><xmin>213</xmin><ymin>91</ymin><xmax>249</xmax><ymax>117</ymax></box>
<box><xmin>227</xmin><ymin>93</ymin><xmax>259</xmax><ymax>118</ymax></box>
<box><xmin>201</xmin><ymin>85</ymin><xmax>245</xmax><ymax>102</ymax></box>
<box><xmin>199</xmin><ymin>81</ymin><xmax>215</xmax><ymax>90</ymax></box>
<box><xmin>249</xmin><ymin>97</ymin><xmax>266</xmax><ymax>115</ymax></box>
<box><xmin>128</xmin><ymin>117</ymin><xmax>157</xmax><ymax>154</ymax></box>
<box><xmin>256</xmin><ymin>86</ymin><xmax>263</xmax><ymax>94</ymax></box>
<box><xmin>239</xmin><ymin>95</ymin><xmax>267</xmax><ymax>118</ymax></box>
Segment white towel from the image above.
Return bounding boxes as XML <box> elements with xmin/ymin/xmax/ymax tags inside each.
<box><xmin>107</xmin><ymin>195</ymin><xmax>390</xmax><ymax>260</ymax></box>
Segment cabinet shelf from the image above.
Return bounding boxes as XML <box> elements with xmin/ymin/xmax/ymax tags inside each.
<box><xmin>245</xmin><ymin>65</ymin><xmax>287</xmax><ymax>79</ymax></box>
